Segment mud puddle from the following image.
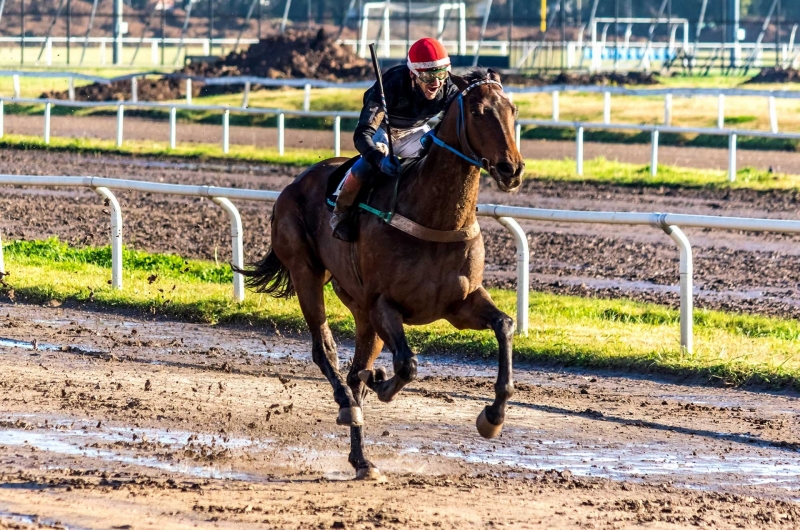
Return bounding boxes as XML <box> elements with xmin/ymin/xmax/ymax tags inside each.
<box><xmin>0</xmin><ymin>414</ymin><xmax>264</xmax><ymax>480</ymax></box>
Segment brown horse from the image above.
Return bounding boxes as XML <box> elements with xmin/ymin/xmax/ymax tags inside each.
<box><xmin>240</xmin><ymin>69</ymin><xmax>524</xmax><ymax>479</ymax></box>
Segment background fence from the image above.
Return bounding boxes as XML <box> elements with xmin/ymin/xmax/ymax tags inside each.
<box><xmin>0</xmin><ymin>0</ymin><xmax>798</xmax><ymax>71</ymax></box>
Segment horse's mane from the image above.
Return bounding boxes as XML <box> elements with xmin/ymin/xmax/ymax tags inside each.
<box><xmin>461</xmin><ymin>68</ymin><xmax>491</xmax><ymax>85</ymax></box>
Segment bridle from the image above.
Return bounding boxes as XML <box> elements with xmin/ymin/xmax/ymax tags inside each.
<box><xmin>426</xmin><ymin>78</ymin><xmax>504</xmax><ymax>171</ymax></box>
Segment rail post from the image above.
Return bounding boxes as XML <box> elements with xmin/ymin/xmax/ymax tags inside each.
<box><xmin>728</xmin><ymin>133</ymin><xmax>737</xmax><ymax>182</ymax></box>
<box><xmin>150</xmin><ymin>41</ymin><xmax>158</xmax><ymax>65</ymax></box>
<box><xmin>576</xmin><ymin>126</ymin><xmax>584</xmax><ymax>176</ymax></box>
<box><xmin>552</xmin><ymin>90</ymin><xmax>560</xmax><ymax>121</ymax></box>
<box><xmin>241</xmin><ymin>81</ymin><xmax>250</xmax><ymax>108</ymax></box>
<box><xmin>603</xmin><ymin>91</ymin><xmax>611</xmax><ymax>124</ymax></box>
<box><xmin>495</xmin><ymin>216</ymin><xmax>529</xmax><ymax>336</ymax></box>
<box><xmin>12</xmin><ymin>75</ymin><xmax>20</xmax><ymax>99</ymax></box>
<box><xmin>0</xmin><ymin>231</ymin><xmax>4</xmax><ymax>274</ymax></box>
<box><xmin>0</xmin><ymin>101</ymin><xmax>4</xmax><ymax>139</ymax></box>
<box><xmin>94</xmin><ymin>186</ymin><xmax>123</xmax><ymax>290</ymax></box>
<box><xmin>131</xmin><ymin>76</ymin><xmax>138</xmax><ymax>103</ymax></box>
<box><xmin>333</xmin><ymin>115</ymin><xmax>341</xmax><ymax>157</ymax></box>
<box><xmin>650</xmin><ymin>130</ymin><xmax>659</xmax><ymax>176</ymax></box>
<box><xmin>514</xmin><ymin>123</ymin><xmax>521</xmax><ymax>146</ymax></box>
<box><xmin>222</xmin><ymin>109</ymin><xmax>230</xmax><ymax>154</ymax></box>
<box><xmin>277</xmin><ymin>112</ymin><xmax>285</xmax><ymax>156</ymax></box>
<box><xmin>717</xmin><ymin>94</ymin><xmax>725</xmax><ymax>129</ymax></box>
<box><xmin>169</xmin><ymin>106</ymin><xmax>176</xmax><ymax>149</ymax></box>
<box><xmin>68</xmin><ymin>78</ymin><xmax>75</xmax><ymax>101</ymax></box>
<box><xmin>656</xmin><ymin>220</ymin><xmax>693</xmax><ymax>354</ymax></box>
<box><xmin>44</xmin><ymin>102</ymin><xmax>51</xmax><ymax>144</ymax></box>
<box><xmin>116</xmin><ymin>104</ymin><xmax>124</xmax><ymax>147</ymax></box>
<box><xmin>185</xmin><ymin>78</ymin><xmax>192</xmax><ymax>105</ymax></box>
<box><xmin>211</xmin><ymin>197</ymin><xmax>245</xmax><ymax>302</ymax></box>
<box><xmin>303</xmin><ymin>83</ymin><xmax>311</xmax><ymax>112</ymax></box>
<box><xmin>663</xmin><ymin>94</ymin><xmax>672</xmax><ymax>126</ymax></box>
<box><xmin>769</xmin><ymin>96</ymin><xmax>778</xmax><ymax>133</ymax></box>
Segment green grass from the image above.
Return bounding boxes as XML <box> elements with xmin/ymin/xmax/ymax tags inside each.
<box><xmin>3</xmin><ymin>238</ymin><xmax>800</xmax><ymax>390</ymax></box>
<box><xmin>0</xmin><ymin>133</ymin><xmax>347</xmax><ymax>168</ymax></box>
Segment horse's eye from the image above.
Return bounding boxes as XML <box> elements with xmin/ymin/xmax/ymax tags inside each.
<box><xmin>471</xmin><ymin>105</ymin><xmax>484</xmax><ymax>116</ymax></box>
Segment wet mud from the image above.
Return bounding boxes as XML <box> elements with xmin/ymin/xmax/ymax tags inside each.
<box><xmin>1</xmin><ymin>304</ymin><xmax>800</xmax><ymax>528</ymax></box>
<box><xmin>1</xmin><ymin>148</ymin><xmax>799</xmax><ymax>320</ymax></box>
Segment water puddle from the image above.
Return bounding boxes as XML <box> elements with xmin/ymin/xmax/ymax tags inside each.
<box><xmin>0</xmin><ymin>414</ymin><xmax>265</xmax><ymax>480</ymax></box>
<box><xmin>398</xmin><ymin>434</ymin><xmax>800</xmax><ymax>495</ymax></box>
<box><xmin>0</xmin><ymin>337</ymin><xmax>63</xmax><ymax>352</ymax></box>
<box><xmin>0</xmin><ymin>509</ymin><xmax>91</xmax><ymax>530</ymax></box>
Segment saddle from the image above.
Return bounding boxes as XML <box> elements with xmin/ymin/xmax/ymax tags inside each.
<box><xmin>325</xmin><ymin>156</ymin><xmax>423</xmax><ymax>233</ymax></box>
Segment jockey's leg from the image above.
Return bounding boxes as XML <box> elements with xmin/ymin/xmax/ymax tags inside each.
<box><xmin>358</xmin><ymin>295</ymin><xmax>417</xmax><ymax>403</ymax></box>
<box><xmin>330</xmin><ymin>157</ymin><xmax>375</xmax><ymax>242</ymax></box>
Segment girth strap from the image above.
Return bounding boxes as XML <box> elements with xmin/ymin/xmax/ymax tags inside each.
<box><xmin>358</xmin><ymin>202</ymin><xmax>480</xmax><ymax>243</ymax></box>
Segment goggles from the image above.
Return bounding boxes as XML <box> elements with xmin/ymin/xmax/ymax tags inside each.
<box><xmin>417</xmin><ymin>69</ymin><xmax>449</xmax><ymax>83</ymax></box>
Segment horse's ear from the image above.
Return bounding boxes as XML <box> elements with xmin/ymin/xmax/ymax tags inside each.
<box><xmin>450</xmin><ymin>73</ymin><xmax>469</xmax><ymax>91</ymax></box>
<box><xmin>487</xmin><ymin>68</ymin><xmax>502</xmax><ymax>83</ymax></box>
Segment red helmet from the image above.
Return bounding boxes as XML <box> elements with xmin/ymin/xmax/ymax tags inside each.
<box><xmin>407</xmin><ymin>38</ymin><xmax>451</xmax><ymax>76</ymax></box>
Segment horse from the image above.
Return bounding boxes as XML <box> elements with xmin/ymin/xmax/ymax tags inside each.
<box><xmin>239</xmin><ymin>69</ymin><xmax>525</xmax><ymax>480</ymax></box>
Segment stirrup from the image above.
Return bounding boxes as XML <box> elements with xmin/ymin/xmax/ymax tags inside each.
<box><xmin>331</xmin><ymin>210</ymin><xmax>358</xmax><ymax>242</ymax></box>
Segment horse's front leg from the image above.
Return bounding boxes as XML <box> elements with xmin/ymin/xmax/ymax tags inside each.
<box><xmin>358</xmin><ymin>296</ymin><xmax>417</xmax><ymax>403</ymax></box>
<box><xmin>447</xmin><ymin>286</ymin><xmax>514</xmax><ymax>439</ymax></box>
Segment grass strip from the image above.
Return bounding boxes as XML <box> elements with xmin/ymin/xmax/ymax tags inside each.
<box><xmin>3</xmin><ymin>238</ymin><xmax>800</xmax><ymax>390</ymax></box>
<box><xmin>1</xmin><ymin>133</ymin><xmax>799</xmax><ymax>191</ymax></box>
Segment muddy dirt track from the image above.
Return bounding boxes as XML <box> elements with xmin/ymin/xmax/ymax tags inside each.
<box><xmin>2</xmin><ymin>304</ymin><xmax>800</xmax><ymax>529</ymax></box>
<box><xmin>2</xmin><ymin>147</ymin><xmax>800</xmax><ymax>527</ymax></box>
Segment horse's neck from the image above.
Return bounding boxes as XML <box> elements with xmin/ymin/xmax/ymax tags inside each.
<box><xmin>401</xmin><ymin>126</ymin><xmax>481</xmax><ymax>232</ymax></box>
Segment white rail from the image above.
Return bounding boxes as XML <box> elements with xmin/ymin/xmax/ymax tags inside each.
<box><xmin>516</xmin><ymin>118</ymin><xmax>800</xmax><ymax>182</ymax></box>
<box><xmin>2</xmin><ymin>94</ymin><xmax>800</xmax><ymax>180</ymax></box>
<box><xmin>3</xmin><ymin>175</ymin><xmax>800</xmax><ymax>353</ymax></box>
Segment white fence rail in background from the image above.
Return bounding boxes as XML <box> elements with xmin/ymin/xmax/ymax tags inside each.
<box><xmin>0</xmin><ymin>96</ymin><xmax>358</xmax><ymax>157</ymax></box>
<box><xmin>2</xmin><ymin>93</ymin><xmax>799</xmax><ymax>181</ymax></box>
<box><xmin>3</xmin><ymin>175</ymin><xmax>800</xmax><ymax>354</ymax></box>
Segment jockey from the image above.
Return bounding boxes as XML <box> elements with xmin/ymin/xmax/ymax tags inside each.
<box><xmin>330</xmin><ymin>37</ymin><xmax>460</xmax><ymax>241</ymax></box>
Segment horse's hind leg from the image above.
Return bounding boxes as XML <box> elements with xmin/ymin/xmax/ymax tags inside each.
<box><xmin>446</xmin><ymin>286</ymin><xmax>515</xmax><ymax>439</ymax></box>
<box><xmin>358</xmin><ymin>296</ymin><xmax>417</xmax><ymax>403</ymax></box>
<box><xmin>292</xmin><ymin>267</ymin><xmax>362</xmax><ymax>425</ymax></box>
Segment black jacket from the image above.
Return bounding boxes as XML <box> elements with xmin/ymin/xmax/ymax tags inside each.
<box><xmin>353</xmin><ymin>64</ymin><xmax>459</xmax><ymax>168</ymax></box>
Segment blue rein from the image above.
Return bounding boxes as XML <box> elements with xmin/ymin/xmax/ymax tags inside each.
<box><xmin>422</xmin><ymin>78</ymin><xmax>503</xmax><ymax>169</ymax></box>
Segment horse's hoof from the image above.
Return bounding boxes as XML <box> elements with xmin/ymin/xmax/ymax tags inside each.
<box><xmin>336</xmin><ymin>406</ymin><xmax>364</xmax><ymax>426</ymax></box>
<box><xmin>358</xmin><ymin>369</ymin><xmax>373</xmax><ymax>385</ymax></box>
<box><xmin>476</xmin><ymin>407</ymin><xmax>503</xmax><ymax>439</ymax></box>
<box><xmin>355</xmin><ymin>466</ymin><xmax>386</xmax><ymax>482</ymax></box>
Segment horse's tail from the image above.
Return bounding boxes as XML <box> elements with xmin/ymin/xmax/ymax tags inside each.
<box><xmin>234</xmin><ymin>248</ymin><xmax>295</xmax><ymax>299</ymax></box>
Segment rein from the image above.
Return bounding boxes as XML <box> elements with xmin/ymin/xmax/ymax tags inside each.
<box><xmin>428</xmin><ymin>78</ymin><xmax>503</xmax><ymax>171</ymax></box>
<box><xmin>356</xmin><ymin>77</ymin><xmax>502</xmax><ymax>243</ymax></box>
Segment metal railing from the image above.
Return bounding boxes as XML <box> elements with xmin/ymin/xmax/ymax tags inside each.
<box><xmin>3</xmin><ymin>174</ymin><xmax>800</xmax><ymax>354</ymax></box>
<box><xmin>0</xmin><ymin>97</ymin><xmax>358</xmax><ymax>156</ymax></box>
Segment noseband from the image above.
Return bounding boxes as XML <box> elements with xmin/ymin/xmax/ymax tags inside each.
<box><xmin>426</xmin><ymin>78</ymin><xmax>504</xmax><ymax>171</ymax></box>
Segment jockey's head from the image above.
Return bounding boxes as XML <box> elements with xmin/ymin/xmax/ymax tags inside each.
<box><xmin>407</xmin><ymin>38</ymin><xmax>451</xmax><ymax>100</ymax></box>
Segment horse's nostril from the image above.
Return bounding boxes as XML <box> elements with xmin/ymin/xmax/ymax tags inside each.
<box><xmin>496</xmin><ymin>162</ymin><xmax>514</xmax><ymax>176</ymax></box>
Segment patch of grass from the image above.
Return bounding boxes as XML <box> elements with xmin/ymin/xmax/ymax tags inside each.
<box><xmin>524</xmin><ymin>156</ymin><xmax>800</xmax><ymax>190</ymax></box>
<box><xmin>3</xmin><ymin>238</ymin><xmax>800</xmax><ymax>389</ymax></box>
<box><xmin>0</xmin><ymin>133</ymin><xmax>353</xmax><ymax>168</ymax></box>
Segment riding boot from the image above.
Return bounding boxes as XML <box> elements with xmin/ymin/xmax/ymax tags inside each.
<box><xmin>330</xmin><ymin>171</ymin><xmax>365</xmax><ymax>242</ymax></box>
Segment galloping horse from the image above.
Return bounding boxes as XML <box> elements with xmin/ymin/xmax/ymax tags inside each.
<box><xmin>240</xmin><ymin>69</ymin><xmax>524</xmax><ymax>479</ymax></box>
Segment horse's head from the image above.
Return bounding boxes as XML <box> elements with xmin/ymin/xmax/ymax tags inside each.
<box><xmin>446</xmin><ymin>69</ymin><xmax>525</xmax><ymax>192</ymax></box>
